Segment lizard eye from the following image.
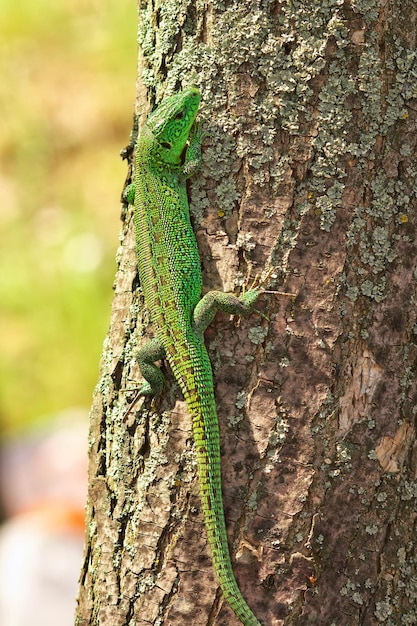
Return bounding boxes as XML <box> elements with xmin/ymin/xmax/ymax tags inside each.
<box><xmin>161</xmin><ymin>142</ymin><xmax>171</xmax><ymax>149</ymax></box>
<box><xmin>174</xmin><ymin>111</ymin><xmax>185</xmax><ymax>120</ymax></box>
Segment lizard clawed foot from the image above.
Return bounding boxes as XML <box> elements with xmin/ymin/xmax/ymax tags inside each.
<box><xmin>121</xmin><ymin>382</ymin><xmax>156</xmax><ymax>423</ymax></box>
<box><xmin>247</xmin><ymin>266</ymin><xmax>297</xmax><ymax>298</ymax></box>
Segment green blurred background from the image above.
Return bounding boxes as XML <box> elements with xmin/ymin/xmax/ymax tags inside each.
<box><xmin>0</xmin><ymin>0</ymin><xmax>137</xmax><ymax>435</ymax></box>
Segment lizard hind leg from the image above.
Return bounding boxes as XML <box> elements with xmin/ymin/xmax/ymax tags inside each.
<box><xmin>192</xmin><ymin>289</ymin><xmax>260</xmax><ymax>335</ymax></box>
<box><xmin>136</xmin><ymin>337</ymin><xmax>166</xmax><ymax>396</ymax></box>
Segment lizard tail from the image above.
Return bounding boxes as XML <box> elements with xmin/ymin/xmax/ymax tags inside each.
<box><xmin>179</xmin><ymin>346</ymin><xmax>262</xmax><ymax>626</ymax></box>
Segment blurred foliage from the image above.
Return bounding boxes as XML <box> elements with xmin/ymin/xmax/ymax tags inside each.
<box><xmin>0</xmin><ymin>0</ymin><xmax>137</xmax><ymax>435</ymax></box>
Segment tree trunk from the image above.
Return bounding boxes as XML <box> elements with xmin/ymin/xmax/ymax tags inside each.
<box><xmin>76</xmin><ymin>2</ymin><xmax>417</xmax><ymax>625</ymax></box>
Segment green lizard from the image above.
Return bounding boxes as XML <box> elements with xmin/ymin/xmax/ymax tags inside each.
<box><xmin>127</xmin><ymin>86</ymin><xmax>262</xmax><ymax>626</ymax></box>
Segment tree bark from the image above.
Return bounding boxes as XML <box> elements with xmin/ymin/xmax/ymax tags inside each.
<box><xmin>76</xmin><ymin>2</ymin><xmax>417</xmax><ymax>625</ymax></box>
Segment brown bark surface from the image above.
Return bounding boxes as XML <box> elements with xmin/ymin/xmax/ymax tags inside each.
<box><xmin>76</xmin><ymin>2</ymin><xmax>417</xmax><ymax>625</ymax></box>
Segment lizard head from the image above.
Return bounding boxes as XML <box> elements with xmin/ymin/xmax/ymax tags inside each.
<box><xmin>145</xmin><ymin>87</ymin><xmax>201</xmax><ymax>164</ymax></box>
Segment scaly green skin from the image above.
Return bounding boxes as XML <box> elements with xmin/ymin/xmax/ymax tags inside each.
<box><xmin>130</xmin><ymin>87</ymin><xmax>262</xmax><ymax>626</ymax></box>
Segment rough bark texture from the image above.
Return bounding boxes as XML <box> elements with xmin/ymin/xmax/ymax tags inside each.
<box><xmin>76</xmin><ymin>1</ymin><xmax>417</xmax><ymax>625</ymax></box>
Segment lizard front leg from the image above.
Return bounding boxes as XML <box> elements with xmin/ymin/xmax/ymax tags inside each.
<box><xmin>182</xmin><ymin>122</ymin><xmax>206</xmax><ymax>178</ymax></box>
